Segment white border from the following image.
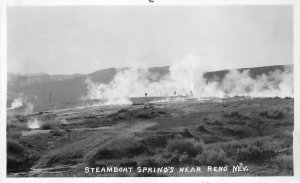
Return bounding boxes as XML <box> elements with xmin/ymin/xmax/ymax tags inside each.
<box><xmin>0</xmin><ymin>0</ymin><xmax>299</xmax><ymax>183</ymax></box>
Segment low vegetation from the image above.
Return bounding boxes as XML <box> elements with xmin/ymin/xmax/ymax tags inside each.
<box><xmin>41</xmin><ymin>120</ymin><xmax>62</xmax><ymax>130</ymax></box>
<box><xmin>166</xmin><ymin>138</ymin><xmax>203</xmax><ymax>157</ymax></box>
<box><xmin>7</xmin><ymin>97</ymin><xmax>294</xmax><ymax>176</ymax></box>
<box><xmin>271</xmin><ymin>154</ymin><xmax>293</xmax><ymax>175</ymax></box>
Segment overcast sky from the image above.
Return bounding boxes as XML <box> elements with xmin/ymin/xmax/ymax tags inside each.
<box><xmin>8</xmin><ymin>5</ymin><xmax>293</xmax><ymax>75</ymax></box>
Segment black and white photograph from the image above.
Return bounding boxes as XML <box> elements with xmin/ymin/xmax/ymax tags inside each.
<box><xmin>0</xmin><ymin>0</ymin><xmax>299</xmax><ymax>181</ymax></box>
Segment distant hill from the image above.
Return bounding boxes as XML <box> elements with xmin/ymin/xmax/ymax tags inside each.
<box><xmin>204</xmin><ymin>65</ymin><xmax>291</xmax><ymax>82</ymax></box>
<box><xmin>7</xmin><ymin>65</ymin><xmax>291</xmax><ymax>108</ymax></box>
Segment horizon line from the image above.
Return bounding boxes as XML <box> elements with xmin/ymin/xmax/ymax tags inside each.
<box><xmin>7</xmin><ymin>63</ymin><xmax>293</xmax><ymax>76</ymax></box>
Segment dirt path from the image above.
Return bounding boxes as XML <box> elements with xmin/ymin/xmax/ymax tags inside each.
<box><xmin>32</xmin><ymin>121</ymin><xmax>157</xmax><ymax>171</ymax></box>
<box><xmin>82</xmin><ymin>121</ymin><xmax>157</xmax><ymax>163</ymax></box>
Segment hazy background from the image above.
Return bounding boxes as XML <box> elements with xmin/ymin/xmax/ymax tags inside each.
<box><xmin>8</xmin><ymin>5</ymin><xmax>293</xmax><ymax>75</ymax></box>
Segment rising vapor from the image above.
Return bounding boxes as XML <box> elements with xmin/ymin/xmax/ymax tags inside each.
<box><xmin>83</xmin><ymin>55</ymin><xmax>293</xmax><ymax>105</ymax></box>
<box><xmin>7</xmin><ymin>94</ymin><xmax>34</xmax><ymax>113</ymax></box>
<box><xmin>8</xmin><ymin>97</ymin><xmax>23</xmax><ymax>109</ymax></box>
<box><xmin>27</xmin><ymin>118</ymin><xmax>41</xmax><ymax>129</ymax></box>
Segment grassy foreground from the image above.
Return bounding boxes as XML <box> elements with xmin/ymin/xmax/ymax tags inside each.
<box><xmin>7</xmin><ymin>97</ymin><xmax>293</xmax><ymax>177</ymax></box>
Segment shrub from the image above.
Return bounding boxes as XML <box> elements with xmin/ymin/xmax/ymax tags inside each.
<box><xmin>228</xmin><ymin>111</ymin><xmax>240</xmax><ymax>118</ymax></box>
<box><xmin>236</xmin><ymin>146</ymin><xmax>276</xmax><ymax>162</ymax></box>
<box><xmin>41</xmin><ymin>122</ymin><xmax>54</xmax><ymax>130</ymax></box>
<box><xmin>195</xmin><ymin>149</ymin><xmax>227</xmax><ymax>166</ymax></box>
<box><xmin>272</xmin><ymin>154</ymin><xmax>293</xmax><ymax>175</ymax></box>
<box><xmin>7</xmin><ymin>138</ymin><xmax>34</xmax><ymax>172</ymax></box>
<box><xmin>224</xmin><ymin>111</ymin><xmax>249</xmax><ymax>119</ymax></box>
<box><xmin>7</xmin><ymin>137</ymin><xmax>42</xmax><ymax>173</ymax></box>
<box><xmin>118</xmin><ymin>108</ymin><xmax>129</xmax><ymax>113</ymax></box>
<box><xmin>157</xmin><ymin>110</ymin><xmax>167</xmax><ymax>115</ymax></box>
<box><xmin>50</xmin><ymin>129</ymin><xmax>64</xmax><ymax>136</ymax></box>
<box><xmin>206</xmin><ymin>136</ymin><xmax>278</xmax><ymax>161</ymax></box>
<box><xmin>181</xmin><ymin>128</ymin><xmax>194</xmax><ymax>138</ymax></box>
<box><xmin>137</xmin><ymin>157</ymin><xmax>160</xmax><ymax>167</ymax></box>
<box><xmin>260</xmin><ymin>110</ymin><xmax>284</xmax><ymax>119</ymax></box>
<box><xmin>7</xmin><ymin>139</ymin><xmax>24</xmax><ymax>154</ymax></box>
<box><xmin>204</xmin><ymin>116</ymin><xmax>223</xmax><ymax>126</ymax></box>
<box><xmin>7</xmin><ymin>131</ymin><xmax>22</xmax><ymax>140</ymax></box>
<box><xmin>166</xmin><ymin>138</ymin><xmax>203</xmax><ymax>157</ymax></box>
<box><xmin>136</xmin><ymin>110</ymin><xmax>157</xmax><ymax>119</ymax></box>
<box><xmin>41</xmin><ymin>121</ymin><xmax>61</xmax><ymax>130</ymax></box>
<box><xmin>119</xmin><ymin>158</ymin><xmax>138</xmax><ymax>167</ymax></box>
<box><xmin>178</xmin><ymin>152</ymin><xmax>191</xmax><ymax>164</ymax></box>
<box><xmin>7</xmin><ymin>155</ymin><xmax>23</xmax><ymax>171</ymax></box>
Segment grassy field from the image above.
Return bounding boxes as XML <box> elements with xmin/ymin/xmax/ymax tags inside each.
<box><xmin>7</xmin><ymin>97</ymin><xmax>293</xmax><ymax>177</ymax></box>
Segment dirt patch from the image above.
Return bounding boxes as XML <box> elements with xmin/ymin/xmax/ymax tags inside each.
<box><xmin>33</xmin><ymin>121</ymin><xmax>157</xmax><ymax>169</ymax></box>
<box><xmin>22</xmin><ymin>130</ymin><xmax>51</xmax><ymax>136</ymax></box>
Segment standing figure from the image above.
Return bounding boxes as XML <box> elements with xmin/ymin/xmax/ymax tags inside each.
<box><xmin>145</xmin><ymin>93</ymin><xmax>148</xmax><ymax>97</ymax></box>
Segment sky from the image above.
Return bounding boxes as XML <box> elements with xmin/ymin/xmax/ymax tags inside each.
<box><xmin>8</xmin><ymin>5</ymin><xmax>293</xmax><ymax>75</ymax></box>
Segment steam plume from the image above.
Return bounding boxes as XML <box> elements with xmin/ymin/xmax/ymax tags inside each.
<box><xmin>83</xmin><ymin>55</ymin><xmax>293</xmax><ymax>105</ymax></box>
<box><xmin>27</xmin><ymin>118</ymin><xmax>41</xmax><ymax>129</ymax></box>
<box><xmin>7</xmin><ymin>94</ymin><xmax>34</xmax><ymax>113</ymax></box>
<box><xmin>8</xmin><ymin>97</ymin><xmax>23</xmax><ymax>109</ymax></box>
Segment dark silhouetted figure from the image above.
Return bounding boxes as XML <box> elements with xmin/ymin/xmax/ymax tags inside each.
<box><xmin>174</xmin><ymin>91</ymin><xmax>176</xmax><ymax>96</ymax></box>
<box><xmin>145</xmin><ymin>93</ymin><xmax>148</xmax><ymax>97</ymax></box>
